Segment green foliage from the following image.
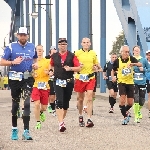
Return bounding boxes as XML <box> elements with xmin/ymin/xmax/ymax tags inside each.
<box><xmin>109</xmin><ymin>31</ymin><xmax>125</xmax><ymax>56</ymax></box>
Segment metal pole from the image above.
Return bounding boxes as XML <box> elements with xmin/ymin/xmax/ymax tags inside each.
<box><xmin>67</xmin><ymin>0</ymin><xmax>71</xmax><ymax>51</ymax></box>
<box><xmin>89</xmin><ymin>0</ymin><xmax>93</xmax><ymax>49</ymax></box>
<box><xmin>100</xmin><ymin>0</ymin><xmax>106</xmax><ymax>93</ymax></box>
<box><xmin>26</xmin><ymin>0</ymin><xmax>30</xmax><ymax>41</ymax></box>
<box><xmin>78</xmin><ymin>0</ymin><xmax>90</xmax><ymax>49</ymax></box>
<box><xmin>50</xmin><ymin>0</ymin><xmax>52</xmax><ymax>49</ymax></box>
<box><xmin>56</xmin><ymin>0</ymin><xmax>59</xmax><ymax>50</ymax></box>
<box><xmin>32</xmin><ymin>0</ymin><xmax>35</xmax><ymax>44</ymax></box>
<box><xmin>20</xmin><ymin>0</ymin><xmax>24</xmax><ymax>27</ymax></box>
<box><xmin>46</xmin><ymin>0</ymin><xmax>50</xmax><ymax>55</ymax></box>
<box><xmin>38</xmin><ymin>0</ymin><xmax>42</xmax><ymax>44</ymax></box>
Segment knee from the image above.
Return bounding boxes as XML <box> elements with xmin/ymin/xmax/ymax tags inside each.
<box><xmin>34</xmin><ymin>102</ymin><xmax>40</xmax><ymax>108</ymax></box>
<box><xmin>55</xmin><ymin>100</ymin><xmax>63</xmax><ymax>109</ymax></box>
<box><xmin>119</xmin><ymin>95</ymin><xmax>126</xmax><ymax>105</ymax></box>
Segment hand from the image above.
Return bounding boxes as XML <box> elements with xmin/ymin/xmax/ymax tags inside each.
<box><xmin>127</xmin><ymin>63</ymin><xmax>134</xmax><ymax>68</ymax></box>
<box><xmin>103</xmin><ymin>76</ymin><xmax>108</xmax><ymax>80</ymax></box>
<box><xmin>98</xmin><ymin>67</ymin><xmax>103</xmax><ymax>72</ymax></box>
<box><xmin>44</xmin><ymin>69</ymin><xmax>49</xmax><ymax>75</ymax></box>
<box><xmin>64</xmin><ymin>66</ymin><xmax>72</xmax><ymax>71</ymax></box>
<box><xmin>93</xmin><ymin>65</ymin><xmax>98</xmax><ymax>72</ymax></box>
<box><xmin>112</xmin><ymin>76</ymin><xmax>116</xmax><ymax>82</ymax></box>
<box><xmin>139</xmin><ymin>67</ymin><xmax>144</xmax><ymax>71</ymax></box>
<box><xmin>13</xmin><ymin>57</ymin><xmax>23</xmax><ymax>64</ymax></box>
<box><xmin>32</xmin><ymin>63</ymin><xmax>38</xmax><ymax>70</ymax></box>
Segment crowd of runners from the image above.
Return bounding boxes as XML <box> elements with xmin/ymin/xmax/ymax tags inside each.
<box><xmin>1</xmin><ymin>27</ymin><xmax>150</xmax><ymax>140</ymax></box>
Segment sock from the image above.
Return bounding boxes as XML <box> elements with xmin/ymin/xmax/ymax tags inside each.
<box><xmin>12</xmin><ymin>116</ymin><xmax>17</xmax><ymax>127</ymax></box>
<box><xmin>138</xmin><ymin>105</ymin><xmax>142</xmax><ymax>111</ymax></box>
<box><xmin>109</xmin><ymin>97</ymin><xmax>115</xmax><ymax>108</ymax></box>
<box><xmin>109</xmin><ymin>96</ymin><xmax>111</xmax><ymax>106</ymax></box>
<box><xmin>12</xmin><ymin>127</ymin><xmax>17</xmax><ymax>129</ymax></box>
<box><xmin>119</xmin><ymin>105</ymin><xmax>127</xmax><ymax>118</ymax></box>
<box><xmin>133</xmin><ymin>103</ymin><xmax>139</xmax><ymax>118</ymax></box>
<box><xmin>50</xmin><ymin>102</ymin><xmax>55</xmax><ymax>110</ymax></box>
<box><xmin>23</xmin><ymin>116</ymin><xmax>30</xmax><ymax>130</ymax></box>
<box><xmin>125</xmin><ymin>105</ymin><xmax>132</xmax><ymax>112</ymax></box>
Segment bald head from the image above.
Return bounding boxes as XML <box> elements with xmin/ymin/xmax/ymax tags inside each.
<box><xmin>81</xmin><ymin>37</ymin><xmax>91</xmax><ymax>50</ymax></box>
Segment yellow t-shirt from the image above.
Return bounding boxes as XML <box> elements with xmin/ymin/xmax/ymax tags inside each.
<box><xmin>3</xmin><ymin>77</ymin><xmax>8</xmax><ymax>84</ymax></box>
<box><xmin>74</xmin><ymin>49</ymin><xmax>98</xmax><ymax>79</ymax></box>
<box><xmin>33</xmin><ymin>58</ymin><xmax>50</xmax><ymax>89</ymax></box>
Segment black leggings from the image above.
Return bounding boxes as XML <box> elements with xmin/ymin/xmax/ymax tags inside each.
<box><xmin>9</xmin><ymin>77</ymin><xmax>34</xmax><ymax>129</ymax></box>
<box><xmin>134</xmin><ymin>84</ymin><xmax>146</xmax><ymax>106</ymax></box>
<box><xmin>54</xmin><ymin>82</ymin><xmax>74</xmax><ymax>110</ymax></box>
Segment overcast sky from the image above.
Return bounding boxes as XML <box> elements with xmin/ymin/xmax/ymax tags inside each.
<box><xmin>0</xmin><ymin>0</ymin><xmax>122</xmax><ymax>60</ymax></box>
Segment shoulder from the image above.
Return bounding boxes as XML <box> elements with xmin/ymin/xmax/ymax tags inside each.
<box><xmin>74</xmin><ymin>49</ymin><xmax>82</xmax><ymax>56</ymax></box>
<box><xmin>27</xmin><ymin>42</ymin><xmax>35</xmax><ymax>49</ymax></box>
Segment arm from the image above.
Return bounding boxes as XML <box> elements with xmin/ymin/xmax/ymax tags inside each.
<box><xmin>144</xmin><ymin>59</ymin><xmax>150</xmax><ymax>72</ymax></box>
<box><xmin>103</xmin><ymin>63</ymin><xmax>107</xmax><ymax>79</ymax></box>
<box><xmin>111</xmin><ymin>59</ymin><xmax>119</xmax><ymax>81</ymax></box>
<box><xmin>71</xmin><ymin>56</ymin><xmax>81</xmax><ymax>72</ymax></box>
<box><xmin>130</xmin><ymin>56</ymin><xmax>142</xmax><ymax>67</ymax></box>
<box><xmin>1</xmin><ymin>47</ymin><xmax>13</xmax><ymax>66</ymax></box>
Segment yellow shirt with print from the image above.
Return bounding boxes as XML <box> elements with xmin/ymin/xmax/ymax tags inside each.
<box><xmin>33</xmin><ymin>58</ymin><xmax>50</xmax><ymax>89</ymax></box>
<box><xmin>3</xmin><ymin>77</ymin><xmax>8</xmax><ymax>84</ymax></box>
<box><xmin>74</xmin><ymin>49</ymin><xmax>98</xmax><ymax>79</ymax></box>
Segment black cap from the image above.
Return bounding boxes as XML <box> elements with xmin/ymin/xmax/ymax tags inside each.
<box><xmin>58</xmin><ymin>38</ymin><xmax>67</xmax><ymax>43</ymax></box>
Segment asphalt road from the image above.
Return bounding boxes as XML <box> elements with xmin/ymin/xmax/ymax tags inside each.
<box><xmin>0</xmin><ymin>90</ymin><xmax>150</xmax><ymax>150</ymax></box>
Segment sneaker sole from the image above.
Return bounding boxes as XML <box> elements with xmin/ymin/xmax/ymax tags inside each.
<box><xmin>59</xmin><ymin>126</ymin><xmax>66</xmax><ymax>132</ymax></box>
<box><xmin>86</xmin><ymin>123</ymin><xmax>94</xmax><ymax>127</ymax></box>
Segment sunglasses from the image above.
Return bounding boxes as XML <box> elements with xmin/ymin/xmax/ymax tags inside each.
<box><xmin>58</xmin><ymin>43</ymin><xmax>67</xmax><ymax>45</ymax></box>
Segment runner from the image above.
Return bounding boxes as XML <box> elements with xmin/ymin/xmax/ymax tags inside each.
<box><xmin>145</xmin><ymin>50</ymin><xmax>150</xmax><ymax>117</ymax></box>
<box><xmin>1</xmin><ymin>27</ymin><xmax>37</xmax><ymax>140</ymax></box>
<box><xmin>50</xmin><ymin>38</ymin><xmax>81</xmax><ymax>132</ymax></box>
<box><xmin>103</xmin><ymin>53</ymin><xmax>118</xmax><ymax>113</ymax></box>
<box><xmin>74</xmin><ymin>37</ymin><xmax>101</xmax><ymax>127</ymax></box>
<box><xmin>111</xmin><ymin>45</ymin><xmax>142</xmax><ymax>125</ymax></box>
<box><xmin>132</xmin><ymin>46</ymin><xmax>150</xmax><ymax>123</ymax></box>
<box><xmin>45</xmin><ymin>46</ymin><xmax>57</xmax><ymax>116</ymax></box>
<box><xmin>31</xmin><ymin>45</ymin><xmax>50</xmax><ymax>129</ymax></box>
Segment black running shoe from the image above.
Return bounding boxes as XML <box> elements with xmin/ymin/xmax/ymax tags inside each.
<box><xmin>86</xmin><ymin>119</ymin><xmax>94</xmax><ymax>127</ymax></box>
<box><xmin>79</xmin><ymin>116</ymin><xmax>85</xmax><ymax>127</ymax></box>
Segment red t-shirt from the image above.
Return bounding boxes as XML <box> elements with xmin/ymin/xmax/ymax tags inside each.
<box><xmin>50</xmin><ymin>51</ymin><xmax>80</xmax><ymax>67</ymax></box>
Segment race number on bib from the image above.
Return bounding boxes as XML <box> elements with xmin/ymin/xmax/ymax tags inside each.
<box><xmin>79</xmin><ymin>74</ymin><xmax>89</xmax><ymax>82</ymax></box>
<box><xmin>122</xmin><ymin>68</ymin><xmax>131</xmax><ymax>76</ymax></box>
<box><xmin>56</xmin><ymin>79</ymin><xmax>67</xmax><ymax>87</ymax></box>
<box><xmin>134</xmin><ymin>73</ymin><xmax>144</xmax><ymax>80</ymax></box>
<box><xmin>37</xmin><ymin>82</ymin><xmax>47</xmax><ymax>89</ymax></box>
<box><xmin>9</xmin><ymin>71</ymin><xmax>23</xmax><ymax>81</ymax></box>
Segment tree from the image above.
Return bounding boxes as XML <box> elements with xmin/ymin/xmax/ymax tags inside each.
<box><xmin>109</xmin><ymin>31</ymin><xmax>125</xmax><ymax>56</ymax></box>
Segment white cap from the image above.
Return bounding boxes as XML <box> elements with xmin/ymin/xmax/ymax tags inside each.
<box><xmin>50</xmin><ymin>46</ymin><xmax>56</xmax><ymax>50</ymax></box>
<box><xmin>17</xmin><ymin>27</ymin><xmax>29</xmax><ymax>34</ymax></box>
<box><xmin>146</xmin><ymin>50</ymin><xmax>150</xmax><ymax>54</ymax></box>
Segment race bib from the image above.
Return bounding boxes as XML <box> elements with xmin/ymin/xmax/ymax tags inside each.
<box><xmin>109</xmin><ymin>76</ymin><xmax>116</xmax><ymax>81</ymax></box>
<box><xmin>79</xmin><ymin>74</ymin><xmax>89</xmax><ymax>82</ymax></box>
<box><xmin>37</xmin><ymin>82</ymin><xmax>47</xmax><ymax>89</ymax></box>
<box><xmin>122</xmin><ymin>68</ymin><xmax>131</xmax><ymax>76</ymax></box>
<box><xmin>134</xmin><ymin>73</ymin><xmax>144</xmax><ymax>80</ymax></box>
<box><xmin>56</xmin><ymin>79</ymin><xmax>67</xmax><ymax>87</ymax></box>
<box><xmin>9</xmin><ymin>71</ymin><xmax>23</xmax><ymax>81</ymax></box>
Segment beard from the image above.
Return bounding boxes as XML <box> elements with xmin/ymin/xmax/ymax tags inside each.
<box><xmin>19</xmin><ymin>39</ymin><xmax>27</xmax><ymax>45</ymax></box>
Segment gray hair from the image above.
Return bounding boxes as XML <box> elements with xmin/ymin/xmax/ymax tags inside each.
<box><xmin>119</xmin><ymin>45</ymin><xmax>129</xmax><ymax>53</ymax></box>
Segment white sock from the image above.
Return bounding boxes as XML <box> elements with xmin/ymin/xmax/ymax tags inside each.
<box><xmin>12</xmin><ymin>127</ymin><xmax>17</xmax><ymax>129</ymax></box>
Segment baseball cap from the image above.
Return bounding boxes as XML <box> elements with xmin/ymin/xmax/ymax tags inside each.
<box><xmin>17</xmin><ymin>27</ymin><xmax>29</xmax><ymax>34</ymax></box>
<box><xmin>146</xmin><ymin>50</ymin><xmax>150</xmax><ymax>54</ymax></box>
<box><xmin>50</xmin><ymin>46</ymin><xmax>56</xmax><ymax>50</ymax></box>
<box><xmin>58</xmin><ymin>38</ymin><xmax>67</xmax><ymax>43</ymax></box>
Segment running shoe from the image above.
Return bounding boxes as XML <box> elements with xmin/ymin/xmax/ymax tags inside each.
<box><xmin>122</xmin><ymin>117</ymin><xmax>128</xmax><ymax>125</ymax></box>
<box><xmin>109</xmin><ymin>108</ymin><xmax>114</xmax><ymax>113</ymax></box>
<box><xmin>52</xmin><ymin>110</ymin><xmax>56</xmax><ymax>116</ymax></box>
<box><xmin>22</xmin><ymin>129</ymin><xmax>33</xmax><ymax>140</ymax></box>
<box><xmin>40</xmin><ymin>113</ymin><xmax>46</xmax><ymax>122</ymax></box>
<box><xmin>11</xmin><ymin>129</ymin><xmax>18</xmax><ymax>140</ymax></box>
<box><xmin>48</xmin><ymin>105</ymin><xmax>52</xmax><ymax>113</ymax></box>
<box><xmin>35</xmin><ymin>122</ymin><xmax>41</xmax><ymax>129</ymax></box>
<box><xmin>59</xmin><ymin>122</ymin><xmax>66</xmax><ymax>132</ymax></box>
<box><xmin>86</xmin><ymin>119</ymin><xmax>94</xmax><ymax>127</ymax></box>
<box><xmin>79</xmin><ymin>116</ymin><xmax>85</xmax><ymax>127</ymax></box>
<box><xmin>134</xmin><ymin>118</ymin><xmax>140</xmax><ymax>123</ymax></box>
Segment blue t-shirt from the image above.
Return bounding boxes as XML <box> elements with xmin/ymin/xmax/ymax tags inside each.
<box><xmin>2</xmin><ymin>41</ymin><xmax>37</xmax><ymax>72</ymax></box>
